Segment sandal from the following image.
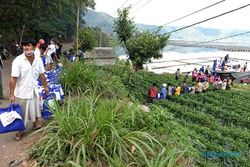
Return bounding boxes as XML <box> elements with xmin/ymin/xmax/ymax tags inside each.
<box><xmin>9</xmin><ymin>160</ymin><xmax>23</xmax><ymax>167</ymax></box>
<box><xmin>32</xmin><ymin>125</ymin><xmax>42</xmax><ymax>130</ymax></box>
<box><xmin>13</xmin><ymin>133</ymin><xmax>22</xmax><ymax>141</ymax></box>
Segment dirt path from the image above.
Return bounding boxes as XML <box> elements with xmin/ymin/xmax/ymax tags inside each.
<box><xmin>0</xmin><ymin>57</ymin><xmax>40</xmax><ymax>167</ymax></box>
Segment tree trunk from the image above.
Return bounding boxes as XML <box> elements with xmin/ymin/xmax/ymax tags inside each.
<box><xmin>132</xmin><ymin>62</ymin><xmax>143</xmax><ymax>72</ymax></box>
<box><xmin>19</xmin><ymin>25</ymin><xmax>25</xmax><ymax>46</ymax></box>
<box><xmin>76</xmin><ymin>4</ymin><xmax>80</xmax><ymax>53</ymax></box>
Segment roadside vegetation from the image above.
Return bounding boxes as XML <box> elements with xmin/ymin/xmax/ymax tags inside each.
<box><xmin>29</xmin><ymin>61</ymin><xmax>250</xmax><ymax>166</ymax></box>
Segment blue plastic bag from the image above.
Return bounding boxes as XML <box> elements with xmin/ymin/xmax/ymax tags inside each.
<box><xmin>41</xmin><ymin>93</ymin><xmax>56</xmax><ymax>120</ymax></box>
<box><xmin>0</xmin><ymin>104</ymin><xmax>25</xmax><ymax>133</ymax></box>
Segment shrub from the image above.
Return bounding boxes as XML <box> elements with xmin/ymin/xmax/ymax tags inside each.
<box><xmin>60</xmin><ymin>61</ymin><xmax>128</xmax><ymax>99</ymax></box>
<box><xmin>30</xmin><ymin>95</ymin><xmax>195</xmax><ymax>166</ymax></box>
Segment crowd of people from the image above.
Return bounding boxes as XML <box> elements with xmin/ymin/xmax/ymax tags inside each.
<box><xmin>34</xmin><ymin>38</ymin><xmax>62</xmax><ymax>71</ymax></box>
<box><xmin>212</xmin><ymin>54</ymin><xmax>248</xmax><ymax>72</ymax></box>
<box><xmin>147</xmin><ymin>67</ymin><xmax>233</xmax><ymax>103</ymax></box>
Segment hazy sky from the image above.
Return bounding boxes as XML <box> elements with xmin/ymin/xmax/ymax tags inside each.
<box><xmin>94</xmin><ymin>0</ymin><xmax>250</xmax><ymax>30</ymax></box>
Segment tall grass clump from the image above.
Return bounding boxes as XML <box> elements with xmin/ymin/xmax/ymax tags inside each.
<box><xmin>29</xmin><ymin>93</ymin><xmax>196</xmax><ymax>166</ymax></box>
<box><xmin>60</xmin><ymin>61</ymin><xmax>128</xmax><ymax>99</ymax></box>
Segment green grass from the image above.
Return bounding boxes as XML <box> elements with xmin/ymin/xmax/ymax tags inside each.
<box><xmin>30</xmin><ymin>93</ymin><xmax>195</xmax><ymax>166</ymax></box>
<box><xmin>30</xmin><ymin>61</ymin><xmax>250</xmax><ymax>166</ymax></box>
<box><xmin>60</xmin><ymin>61</ymin><xmax>128</xmax><ymax>99</ymax></box>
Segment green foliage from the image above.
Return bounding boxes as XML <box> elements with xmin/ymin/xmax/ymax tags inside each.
<box><xmin>79</xmin><ymin>28</ymin><xmax>95</xmax><ymax>52</ymax></box>
<box><xmin>126</xmin><ymin>31</ymin><xmax>169</xmax><ymax>70</ymax></box>
<box><xmin>60</xmin><ymin>61</ymin><xmax>128</xmax><ymax>99</ymax></box>
<box><xmin>101</xmin><ymin>63</ymin><xmax>250</xmax><ymax>166</ymax></box>
<box><xmin>0</xmin><ymin>0</ymin><xmax>95</xmax><ymax>42</ymax></box>
<box><xmin>30</xmin><ymin>61</ymin><xmax>250</xmax><ymax>166</ymax></box>
<box><xmin>114</xmin><ymin>6</ymin><xmax>135</xmax><ymax>45</ymax></box>
<box><xmin>114</xmin><ymin>7</ymin><xmax>169</xmax><ymax>71</ymax></box>
<box><xmin>83</xmin><ymin>27</ymin><xmax>116</xmax><ymax>47</ymax></box>
<box><xmin>30</xmin><ymin>96</ymin><xmax>194</xmax><ymax>166</ymax></box>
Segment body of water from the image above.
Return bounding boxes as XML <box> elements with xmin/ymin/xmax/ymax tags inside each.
<box><xmin>146</xmin><ymin>47</ymin><xmax>250</xmax><ymax>74</ymax></box>
<box><xmin>117</xmin><ymin>46</ymin><xmax>250</xmax><ymax>74</ymax></box>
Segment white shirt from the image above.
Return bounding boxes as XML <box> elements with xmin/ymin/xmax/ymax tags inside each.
<box><xmin>11</xmin><ymin>53</ymin><xmax>45</xmax><ymax>99</ymax></box>
<box><xmin>47</xmin><ymin>44</ymin><xmax>56</xmax><ymax>57</ymax></box>
<box><xmin>34</xmin><ymin>47</ymin><xmax>41</xmax><ymax>58</ymax></box>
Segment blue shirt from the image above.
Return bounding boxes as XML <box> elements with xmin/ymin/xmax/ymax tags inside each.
<box><xmin>160</xmin><ymin>87</ymin><xmax>167</xmax><ymax>99</ymax></box>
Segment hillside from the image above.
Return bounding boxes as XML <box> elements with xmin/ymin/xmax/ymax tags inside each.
<box><xmin>84</xmin><ymin>9</ymin><xmax>250</xmax><ymax>45</ymax></box>
<box><xmin>29</xmin><ymin>61</ymin><xmax>250</xmax><ymax>166</ymax></box>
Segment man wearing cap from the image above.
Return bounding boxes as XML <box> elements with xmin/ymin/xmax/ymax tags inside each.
<box><xmin>160</xmin><ymin>83</ymin><xmax>167</xmax><ymax>99</ymax></box>
<box><xmin>9</xmin><ymin>39</ymin><xmax>49</xmax><ymax>141</ymax></box>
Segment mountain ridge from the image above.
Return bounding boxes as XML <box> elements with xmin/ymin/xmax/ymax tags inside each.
<box><xmin>83</xmin><ymin>9</ymin><xmax>250</xmax><ymax>45</ymax></box>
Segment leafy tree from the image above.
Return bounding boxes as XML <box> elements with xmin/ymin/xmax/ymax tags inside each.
<box><xmin>127</xmin><ymin>31</ymin><xmax>169</xmax><ymax>70</ymax></box>
<box><xmin>79</xmin><ymin>28</ymin><xmax>95</xmax><ymax>52</ymax></box>
<box><xmin>0</xmin><ymin>0</ymin><xmax>69</xmax><ymax>41</ymax></box>
<box><xmin>0</xmin><ymin>0</ymin><xmax>95</xmax><ymax>43</ymax></box>
<box><xmin>114</xmin><ymin>6</ymin><xmax>135</xmax><ymax>45</ymax></box>
<box><xmin>114</xmin><ymin>7</ymin><xmax>170</xmax><ymax>71</ymax></box>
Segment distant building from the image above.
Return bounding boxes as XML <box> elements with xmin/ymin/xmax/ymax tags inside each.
<box><xmin>85</xmin><ymin>47</ymin><xmax>117</xmax><ymax>65</ymax></box>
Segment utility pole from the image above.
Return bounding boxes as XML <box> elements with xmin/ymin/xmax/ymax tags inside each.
<box><xmin>76</xmin><ymin>4</ymin><xmax>80</xmax><ymax>53</ymax></box>
<box><xmin>99</xmin><ymin>33</ymin><xmax>102</xmax><ymax>47</ymax></box>
<box><xmin>19</xmin><ymin>25</ymin><xmax>25</xmax><ymax>47</ymax></box>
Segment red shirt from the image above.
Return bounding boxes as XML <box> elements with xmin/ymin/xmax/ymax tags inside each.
<box><xmin>148</xmin><ymin>86</ymin><xmax>158</xmax><ymax>98</ymax></box>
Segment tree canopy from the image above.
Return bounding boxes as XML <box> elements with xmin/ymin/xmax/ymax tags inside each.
<box><xmin>126</xmin><ymin>31</ymin><xmax>169</xmax><ymax>70</ymax></box>
<box><xmin>0</xmin><ymin>0</ymin><xmax>95</xmax><ymax>42</ymax></box>
<box><xmin>114</xmin><ymin>6</ymin><xmax>135</xmax><ymax>45</ymax></box>
<box><xmin>114</xmin><ymin>7</ymin><xmax>169</xmax><ymax>71</ymax></box>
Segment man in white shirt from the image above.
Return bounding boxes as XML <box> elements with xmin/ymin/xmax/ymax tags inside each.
<box><xmin>45</xmin><ymin>40</ymin><xmax>56</xmax><ymax>59</ymax></box>
<box><xmin>9</xmin><ymin>39</ymin><xmax>49</xmax><ymax>141</ymax></box>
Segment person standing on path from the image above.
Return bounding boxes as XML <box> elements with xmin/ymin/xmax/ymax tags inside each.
<box><xmin>175</xmin><ymin>69</ymin><xmax>181</xmax><ymax>80</ymax></box>
<box><xmin>9</xmin><ymin>39</ymin><xmax>49</xmax><ymax>141</ymax></box>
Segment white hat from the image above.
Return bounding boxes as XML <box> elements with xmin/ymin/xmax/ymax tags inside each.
<box><xmin>162</xmin><ymin>83</ymin><xmax>167</xmax><ymax>87</ymax></box>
